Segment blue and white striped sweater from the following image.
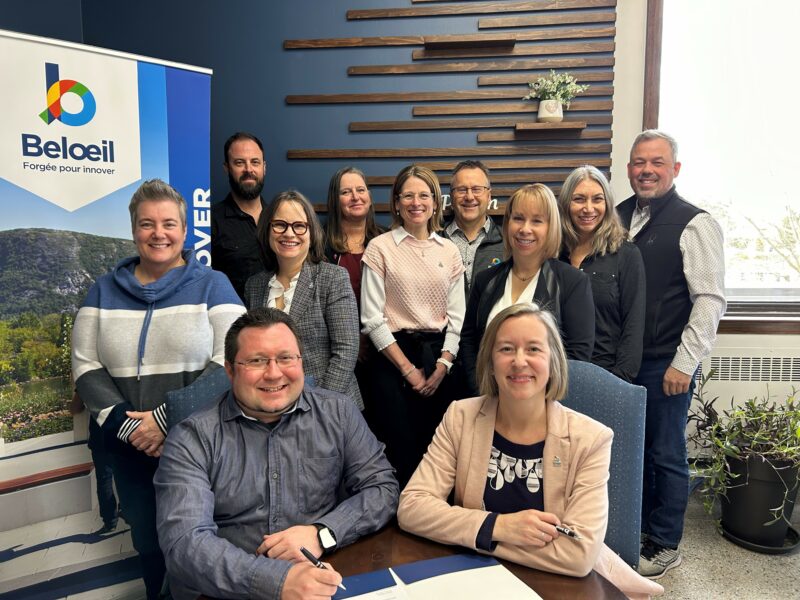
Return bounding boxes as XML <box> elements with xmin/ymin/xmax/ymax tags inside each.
<box><xmin>72</xmin><ymin>250</ymin><xmax>245</xmax><ymax>442</ymax></box>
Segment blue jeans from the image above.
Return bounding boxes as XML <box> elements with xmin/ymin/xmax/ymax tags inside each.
<box><xmin>88</xmin><ymin>419</ymin><xmax>117</xmax><ymax>526</ymax></box>
<box><xmin>636</xmin><ymin>358</ymin><xmax>695</xmax><ymax>549</ymax></box>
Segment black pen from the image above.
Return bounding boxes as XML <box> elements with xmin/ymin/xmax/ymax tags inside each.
<box><xmin>299</xmin><ymin>546</ymin><xmax>347</xmax><ymax>590</ymax></box>
<box><xmin>556</xmin><ymin>525</ymin><xmax>583</xmax><ymax>540</ymax></box>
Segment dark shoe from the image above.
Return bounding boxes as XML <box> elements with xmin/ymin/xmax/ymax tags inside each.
<box><xmin>95</xmin><ymin>520</ymin><xmax>118</xmax><ymax>535</ymax></box>
<box><xmin>637</xmin><ymin>538</ymin><xmax>681</xmax><ymax>579</ymax></box>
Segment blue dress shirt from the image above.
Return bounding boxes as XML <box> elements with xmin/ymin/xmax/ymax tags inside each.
<box><xmin>154</xmin><ymin>386</ymin><xmax>399</xmax><ymax>599</ymax></box>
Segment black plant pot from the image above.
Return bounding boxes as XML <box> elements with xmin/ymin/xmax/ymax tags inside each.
<box><xmin>721</xmin><ymin>455</ymin><xmax>799</xmax><ymax>550</ymax></box>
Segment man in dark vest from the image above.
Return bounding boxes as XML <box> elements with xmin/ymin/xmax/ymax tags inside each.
<box><xmin>616</xmin><ymin>130</ymin><xmax>725</xmax><ymax>579</ymax></box>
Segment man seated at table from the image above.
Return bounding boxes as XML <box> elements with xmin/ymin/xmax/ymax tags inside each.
<box><xmin>154</xmin><ymin>307</ymin><xmax>399</xmax><ymax>599</ymax></box>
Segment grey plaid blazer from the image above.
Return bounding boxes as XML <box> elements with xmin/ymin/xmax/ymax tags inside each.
<box><xmin>244</xmin><ymin>262</ymin><xmax>363</xmax><ymax>409</ymax></box>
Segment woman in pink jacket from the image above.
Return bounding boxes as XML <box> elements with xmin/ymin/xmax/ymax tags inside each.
<box><xmin>398</xmin><ymin>303</ymin><xmax>662</xmax><ymax>599</ymax></box>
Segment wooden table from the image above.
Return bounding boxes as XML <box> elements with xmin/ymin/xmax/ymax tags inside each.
<box><xmin>328</xmin><ymin>523</ymin><xmax>626</xmax><ymax>599</ymax></box>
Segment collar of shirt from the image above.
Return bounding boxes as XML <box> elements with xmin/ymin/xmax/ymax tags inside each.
<box><xmin>221</xmin><ymin>388</ymin><xmax>306</xmax><ymax>423</ymax></box>
<box><xmin>391</xmin><ymin>226</ymin><xmax>444</xmax><ymax>246</ymax></box>
<box><xmin>267</xmin><ymin>271</ymin><xmax>301</xmax><ymax>309</ymax></box>
<box><xmin>445</xmin><ymin>216</ymin><xmax>491</xmax><ymax>240</ymax></box>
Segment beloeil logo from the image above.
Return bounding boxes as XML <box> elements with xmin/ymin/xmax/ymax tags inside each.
<box><xmin>38</xmin><ymin>62</ymin><xmax>96</xmax><ymax>126</ymax></box>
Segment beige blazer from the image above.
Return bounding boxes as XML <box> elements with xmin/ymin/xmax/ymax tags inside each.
<box><xmin>398</xmin><ymin>396</ymin><xmax>662</xmax><ymax>599</ymax></box>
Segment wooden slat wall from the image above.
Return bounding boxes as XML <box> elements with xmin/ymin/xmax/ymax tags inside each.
<box><xmin>284</xmin><ymin>1</ymin><xmax>616</xmax><ymax>212</ymax></box>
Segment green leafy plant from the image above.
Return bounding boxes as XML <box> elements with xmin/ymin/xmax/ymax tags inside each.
<box><xmin>687</xmin><ymin>371</ymin><xmax>800</xmax><ymax>526</ymax></box>
<box><xmin>522</xmin><ymin>70</ymin><xmax>590</xmax><ymax>108</ymax></box>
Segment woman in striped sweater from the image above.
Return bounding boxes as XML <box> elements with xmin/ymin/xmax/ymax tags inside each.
<box><xmin>72</xmin><ymin>179</ymin><xmax>245</xmax><ymax>599</ymax></box>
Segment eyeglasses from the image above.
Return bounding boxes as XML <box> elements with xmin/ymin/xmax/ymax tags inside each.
<box><xmin>398</xmin><ymin>192</ymin><xmax>433</xmax><ymax>203</ymax></box>
<box><xmin>235</xmin><ymin>354</ymin><xmax>302</xmax><ymax>371</ymax></box>
<box><xmin>451</xmin><ymin>186</ymin><xmax>490</xmax><ymax>198</ymax></box>
<box><xmin>340</xmin><ymin>187</ymin><xmax>368</xmax><ymax>197</ymax></box>
<box><xmin>270</xmin><ymin>220</ymin><xmax>308</xmax><ymax>235</ymax></box>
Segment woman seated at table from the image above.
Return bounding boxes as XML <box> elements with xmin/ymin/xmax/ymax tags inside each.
<box><xmin>245</xmin><ymin>190</ymin><xmax>362</xmax><ymax>409</ymax></box>
<box><xmin>361</xmin><ymin>164</ymin><xmax>465</xmax><ymax>486</ymax></box>
<box><xmin>397</xmin><ymin>303</ymin><xmax>663</xmax><ymax>599</ymax></box>
<box><xmin>460</xmin><ymin>183</ymin><xmax>594</xmax><ymax>395</ymax></box>
<box><xmin>558</xmin><ymin>166</ymin><xmax>645</xmax><ymax>382</ymax></box>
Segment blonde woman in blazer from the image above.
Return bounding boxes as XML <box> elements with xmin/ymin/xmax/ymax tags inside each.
<box><xmin>398</xmin><ymin>303</ymin><xmax>662</xmax><ymax>599</ymax></box>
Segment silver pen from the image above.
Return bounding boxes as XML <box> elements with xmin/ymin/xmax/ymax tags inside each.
<box><xmin>556</xmin><ymin>525</ymin><xmax>583</xmax><ymax>540</ymax></box>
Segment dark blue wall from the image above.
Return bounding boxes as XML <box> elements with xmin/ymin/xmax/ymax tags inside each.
<box><xmin>0</xmin><ymin>0</ymin><xmax>83</xmax><ymax>43</ymax></box>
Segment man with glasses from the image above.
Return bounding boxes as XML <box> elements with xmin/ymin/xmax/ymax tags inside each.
<box><xmin>442</xmin><ymin>160</ymin><xmax>504</xmax><ymax>294</ymax></box>
<box><xmin>154</xmin><ymin>308</ymin><xmax>398</xmax><ymax>600</ymax></box>
<box><xmin>211</xmin><ymin>131</ymin><xmax>268</xmax><ymax>300</ymax></box>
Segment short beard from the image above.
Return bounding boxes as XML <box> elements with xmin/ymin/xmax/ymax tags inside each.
<box><xmin>229</xmin><ymin>172</ymin><xmax>264</xmax><ymax>201</ymax></box>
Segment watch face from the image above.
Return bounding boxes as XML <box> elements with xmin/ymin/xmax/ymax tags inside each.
<box><xmin>319</xmin><ymin>527</ymin><xmax>336</xmax><ymax>549</ymax></box>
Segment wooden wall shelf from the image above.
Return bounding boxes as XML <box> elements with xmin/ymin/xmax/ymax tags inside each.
<box><xmin>422</xmin><ymin>33</ymin><xmax>516</xmax><ymax>49</ymax></box>
<box><xmin>515</xmin><ymin>121</ymin><xmax>587</xmax><ymax>131</ymax></box>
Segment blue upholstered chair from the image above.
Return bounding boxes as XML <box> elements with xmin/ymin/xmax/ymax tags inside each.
<box><xmin>561</xmin><ymin>359</ymin><xmax>647</xmax><ymax>568</ymax></box>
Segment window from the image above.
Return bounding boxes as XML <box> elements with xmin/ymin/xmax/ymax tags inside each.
<box><xmin>657</xmin><ymin>0</ymin><xmax>800</xmax><ymax>307</ymax></box>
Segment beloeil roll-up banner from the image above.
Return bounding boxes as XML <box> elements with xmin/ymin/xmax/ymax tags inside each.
<box><xmin>0</xmin><ymin>29</ymin><xmax>211</xmax><ymax>455</ymax></box>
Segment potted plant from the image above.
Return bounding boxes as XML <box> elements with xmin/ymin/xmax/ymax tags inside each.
<box><xmin>688</xmin><ymin>371</ymin><xmax>800</xmax><ymax>553</ymax></box>
<box><xmin>522</xmin><ymin>70</ymin><xmax>590</xmax><ymax>123</ymax></box>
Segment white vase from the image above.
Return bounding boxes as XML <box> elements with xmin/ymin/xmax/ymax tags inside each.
<box><xmin>537</xmin><ymin>100</ymin><xmax>564</xmax><ymax>123</ymax></box>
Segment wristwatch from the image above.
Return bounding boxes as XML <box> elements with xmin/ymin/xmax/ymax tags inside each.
<box><xmin>314</xmin><ymin>523</ymin><xmax>337</xmax><ymax>553</ymax></box>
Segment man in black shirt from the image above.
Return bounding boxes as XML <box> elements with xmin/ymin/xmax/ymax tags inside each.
<box><xmin>210</xmin><ymin>132</ymin><xmax>267</xmax><ymax>300</ymax></box>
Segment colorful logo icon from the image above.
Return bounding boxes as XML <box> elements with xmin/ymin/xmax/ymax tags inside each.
<box><xmin>39</xmin><ymin>63</ymin><xmax>96</xmax><ymax>126</ymax></box>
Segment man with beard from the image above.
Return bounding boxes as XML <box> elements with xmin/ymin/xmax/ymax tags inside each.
<box><xmin>211</xmin><ymin>132</ymin><xmax>268</xmax><ymax>299</ymax></box>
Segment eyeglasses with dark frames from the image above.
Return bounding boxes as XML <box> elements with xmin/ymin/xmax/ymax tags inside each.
<box><xmin>235</xmin><ymin>354</ymin><xmax>302</xmax><ymax>371</ymax></box>
<box><xmin>270</xmin><ymin>220</ymin><xmax>308</xmax><ymax>235</ymax></box>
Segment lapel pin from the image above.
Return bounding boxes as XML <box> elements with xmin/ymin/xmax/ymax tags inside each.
<box><xmin>553</xmin><ymin>456</ymin><xmax>561</xmax><ymax>467</ymax></box>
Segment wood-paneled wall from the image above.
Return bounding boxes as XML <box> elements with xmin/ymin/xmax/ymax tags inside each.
<box><xmin>284</xmin><ymin>0</ymin><xmax>616</xmax><ymax>212</ymax></box>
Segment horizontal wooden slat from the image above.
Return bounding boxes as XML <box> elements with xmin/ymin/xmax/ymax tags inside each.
<box><xmin>479</xmin><ymin>11</ymin><xmax>616</xmax><ymax>28</ymax></box>
<box><xmin>288</xmin><ymin>89</ymin><xmax>534</xmax><ymax>104</ymax></box>
<box><xmin>413</xmin><ymin>99</ymin><xmax>612</xmax><ymax>116</ymax></box>
<box><xmin>478</xmin><ymin>128</ymin><xmax>611</xmax><ymax>141</ymax></box>
<box><xmin>365</xmin><ymin>171</ymin><xmax>594</xmax><ymax>186</ymax></box>
<box><xmin>350</xmin><ymin>115</ymin><xmax>612</xmax><ymax>131</ymax></box>
<box><xmin>479</xmin><ymin>71</ymin><xmax>613</xmax><ymax>85</ymax></box>
<box><xmin>491</xmin><ymin>185</ymin><xmax>562</xmax><ymax>197</ymax></box>
<box><xmin>421</xmin><ymin>158</ymin><xmax>611</xmax><ymax>170</ymax></box>
<box><xmin>412</xmin><ymin>40</ymin><xmax>614</xmax><ymax>60</ymax></box>
<box><xmin>287</xmin><ymin>86</ymin><xmax>612</xmax><ymax>105</ymax></box>
<box><xmin>285</xmin><ymin>24</ymin><xmax>613</xmax><ymax>50</ymax></box>
<box><xmin>348</xmin><ymin>56</ymin><xmax>613</xmax><ymax>75</ymax></box>
<box><xmin>516</xmin><ymin>121</ymin><xmax>587</xmax><ymax>130</ymax></box>
<box><xmin>348</xmin><ymin>0</ymin><xmax>617</xmax><ymax>20</ymax></box>
<box><xmin>423</xmin><ymin>33</ymin><xmax>516</xmax><ymax>49</ymax></box>
<box><xmin>287</xmin><ymin>143</ymin><xmax>610</xmax><ymax>160</ymax></box>
<box><xmin>285</xmin><ymin>35</ymin><xmax>424</xmax><ymax>49</ymax></box>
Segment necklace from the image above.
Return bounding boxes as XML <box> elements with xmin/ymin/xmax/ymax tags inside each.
<box><xmin>512</xmin><ymin>268</ymin><xmax>536</xmax><ymax>282</ymax></box>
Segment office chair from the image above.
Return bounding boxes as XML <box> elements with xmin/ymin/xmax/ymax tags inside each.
<box><xmin>561</xmin><ymin>359</ymin><xmax>647</xmax><ymax>568</ymax></box>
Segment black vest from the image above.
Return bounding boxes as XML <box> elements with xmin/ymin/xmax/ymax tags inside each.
<box><xmin>616</xmin><ymin>187</ymin><xmax>704</xmax><ymax>360</ymax></box>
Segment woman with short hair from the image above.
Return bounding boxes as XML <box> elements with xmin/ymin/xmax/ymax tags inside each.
<box><xmin>72</xmin><ymin>179</ymin><xmax>245</xmax><ymax>599</ymax></box>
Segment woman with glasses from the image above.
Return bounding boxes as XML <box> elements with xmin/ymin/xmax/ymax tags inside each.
<box><xmin>244</xmin><ymin>190</ymin><xmax>362</xmax><ymax>409</ymax></box>
<box><xmin>460</xmin><ymin>184</ymin><xmax>595</xmax><ymax>395</ymax></box>
<box><xmin>361</xmin><ymin>164</ymin><xmax>465</xmax><ymax>486</ymax></box>
<box><xmin>398</xmin><ymin>303</ymin><xmax>663</xmax><ymax>599</ymax></box>
<box><xmin>72</xmin><ymin>180</ymin><xmax>245</xmax><ymax>599</ymax></box>
<box><xmin>558</xmin><ymin>166</ymin><xmax>646</xmax><ymax>382</ymax></box>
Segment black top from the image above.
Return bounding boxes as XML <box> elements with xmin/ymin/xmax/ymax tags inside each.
<box><xmin>460</xmin><ymin>258</ymin><xmax>595</xmax><ymax>395</ymax></box>
<box><xmin>559</xmin><ymin>241</ymin><xmax>646</xmax><ymax>382</ymax></box>
<box><xmin>484</xmin><ymin>432</ymin><xmax>545</xmax><ymax>513</ymax></box>
<box><xmin>210</xmin><ymin>194</ymin><xmax>267</xmax><ymax>300</ymax></box>
<box><xmin>616</xmin><ymin>187</ymin><xmax>705</xmax><ymax>360</ymax></box>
